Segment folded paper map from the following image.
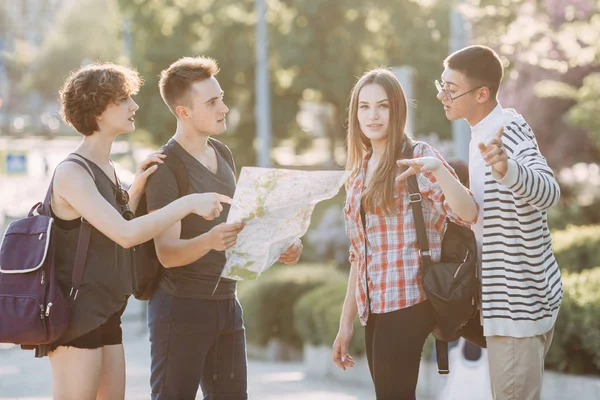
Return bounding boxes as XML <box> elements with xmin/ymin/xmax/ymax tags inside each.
<box><xmin>221</xmin><ymin>167</ymin><xmax>350</xmax><ymax>280</ymax></box>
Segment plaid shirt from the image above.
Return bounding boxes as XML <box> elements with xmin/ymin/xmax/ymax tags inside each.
<box><xmin>344</xmin><ymin>142</ymin><xmax>475</xmax><ymax>326</ymax></box>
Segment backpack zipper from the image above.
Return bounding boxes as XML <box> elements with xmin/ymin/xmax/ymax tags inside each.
<box><xmin>40</xmin><ymin>304</ymin><xmax>45</xmax><ymax>320</ymax></box>
<box><xmin>452</xmin><ymin>250</ymin><xmax>470</xmax><ymax>279</ymax></box>
<box><xmin>40</xmin><ymin>270</ymin><xmax>45</xmax><ymax>285</ymax></box>
<box><xmin>45</xmin><ymin>302</ymin><xmax>53</xmax><ymax>317</ymax></box>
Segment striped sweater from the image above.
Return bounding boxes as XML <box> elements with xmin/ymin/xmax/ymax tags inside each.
<box><xmin>479</xmin><ymin>109</ymin><xmax>562</xmax><ymax>338</ymax></box>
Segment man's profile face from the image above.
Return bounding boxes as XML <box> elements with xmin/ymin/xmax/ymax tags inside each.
<box><xmin>186</xmin><ymin>77</ymin><xmax>229</xmax><ymax>136</ymax></box>
<box><xmin>437</xmin><ymin>68</ymin><xmax>483</xmax><ymax>123</ymax></box>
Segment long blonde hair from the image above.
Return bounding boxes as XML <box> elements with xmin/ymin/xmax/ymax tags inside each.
<box><xmin>346</xmin><ymin>68</ymin><xmax>410</xmax><ymax>214</ymax></box>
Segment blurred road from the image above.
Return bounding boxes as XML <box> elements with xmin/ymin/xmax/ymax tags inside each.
<box><xmin>0</xmin><ymin>300</ymin><xmax>376</xmax><ymax>400</ymax></box>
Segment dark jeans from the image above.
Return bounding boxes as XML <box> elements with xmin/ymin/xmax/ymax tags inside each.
<box><xmin>365</xmin><ymin>300</ymin><xmax>435</xmax><ymax>400</ymax></box>
<box><xmin>148</xmin><ymin>287</ymin><xmax>248</xmax><ymax>400</ymax></box>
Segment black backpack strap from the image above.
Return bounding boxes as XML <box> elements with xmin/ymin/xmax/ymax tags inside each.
<box><xmin>40</xmin><ymin>157</ymin><xmax>95</xmax><ymax>300</ymax></box>
<box><xmin>62</xmin><ymin>158</ymin><xmax>94</xmax><ymax>300</ymax></box>
<box><xmin>404</xmin><ymin>143</ymin><xmax>450</xmax><ymax>375</ymax></box>
<box><xmin>167</xmin><ymin>152</ymin><xmax>188</xmax><ymax>197</ymax></box>
<box><xmin>435</xmin><ymin>339</ymin><xmax>450</xmax><ymax>375</ymax></box>
<box><xmin>160</xmin><ymin>142</ymin><xmax>189</xmax><ymax>198</ymax></box>
<box><xmin>404</xmin><ymin>144</ymin><xmax>432</xmax><ymax>272</ymax></box>
<box><xmin>39</xmin><ymin>155</ymin><xmax>95</xmax><ymax>217</ymax></box>
<box><xmin>209</xmin><ymin>137</ymin><xmax>236</xmax><ymax>175</ymax></box>
<box><xmin>70</xmin><ymin>219</ymin><xmax>92</xmax><ymax>300</ymax></box>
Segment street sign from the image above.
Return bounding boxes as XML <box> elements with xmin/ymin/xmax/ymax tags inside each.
<box><xmin>3</xmin><ymin>152</ymin><xmax>27</xmax><ymax>175</ymax></box>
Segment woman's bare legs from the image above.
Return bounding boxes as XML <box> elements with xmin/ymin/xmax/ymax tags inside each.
<box><xmin>49</xmin><ymin>344</ymin><xmax>125</xmax><ymax>400</ymax></box>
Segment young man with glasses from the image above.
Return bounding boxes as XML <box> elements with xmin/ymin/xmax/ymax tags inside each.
<box><xmin>437</xmin><ymin>45</ymin><xmax>562</xmax><ymax>400</ymax></box>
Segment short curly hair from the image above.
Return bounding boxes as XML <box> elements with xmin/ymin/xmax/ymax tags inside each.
<box><xmin>60</xmin><ymin>63</ymin><xmax>143</xmax><ymax>136</ymax></box>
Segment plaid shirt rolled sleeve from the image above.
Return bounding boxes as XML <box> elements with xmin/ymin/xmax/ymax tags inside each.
<box><xmin>344</xmin><ymin>142</ymin><xmax>476</xmax><ymax>326</ymax></box>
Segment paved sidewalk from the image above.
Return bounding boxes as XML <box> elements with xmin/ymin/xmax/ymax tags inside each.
<box><xmin>0</xmin><ymin>302</ymin><xmax>376</xmax><ymax>400</ymax></box>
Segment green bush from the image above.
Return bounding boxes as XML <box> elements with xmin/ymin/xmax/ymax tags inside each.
<box><xmin>238</xmin><ymin>264</ymin><xmax>345</xmax><ymax>348</ymax></box>
<box><xmin>294</xmin><ymin>281</ymin><xmax>366</xmax><ymax>356</ymax></box>
<box><xmin>546</xmin><ymin>267</ymin><xmax>600</xmax><ymax>375</ymax></box>
<box><xmin>552</xmin><ymin>225</ymin><xmax>600</xmax><ymax>273</ymax></box>
<box><xmin>294</xmin><ymin>282</ymin><xmax>438</xmax><ymax>359</ymax></box>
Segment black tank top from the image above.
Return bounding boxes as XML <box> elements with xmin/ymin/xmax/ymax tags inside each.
<box><xmin>36</xmin><ymin>157</ymin><xmax>133</xmax><ymax>357</ymax></box>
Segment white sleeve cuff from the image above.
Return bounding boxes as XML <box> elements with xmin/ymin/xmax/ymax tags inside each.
<box><xmin>495</xmin><ymin>159</ymin><xmax>519</xmax><ymax>187</ymax></box>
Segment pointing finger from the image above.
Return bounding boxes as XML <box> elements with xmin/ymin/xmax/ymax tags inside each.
<box><xmin>496</xmin><ymin>126</ymin><xmax>504</xmax><ymax>139</ymax></box>
<box><xmin>397</xmin><ymin>159</ymin><xmax>422</xmax><ymax>167</ymax></box>
<box><xmin>216</xmin><ymin>194</ymin><xmax>233</xmax><ymax>204</ymax></box>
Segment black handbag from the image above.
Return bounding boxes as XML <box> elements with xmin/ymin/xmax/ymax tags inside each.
<box><xmin>405</xmin><ymin>144</ymin><xmax>485</xmax><ymax>374</ymax></box>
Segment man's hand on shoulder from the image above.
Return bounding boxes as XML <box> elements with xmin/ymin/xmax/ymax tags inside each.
<box><xmin>278</xmin><ymin>239</ymin><xmax>303</xmax><ymax>265</ymax></box>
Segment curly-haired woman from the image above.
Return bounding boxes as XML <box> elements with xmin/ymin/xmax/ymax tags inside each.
<box><xmin>40</xmin><ymin>63</ymin><xmax>237</xmax><ymax>400</ymax></box>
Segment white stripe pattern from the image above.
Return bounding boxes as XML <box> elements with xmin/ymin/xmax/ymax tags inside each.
<box><xmin>481</xmin><ymin>117</ymin><xmax>563</xmax><ymax>338</ymax></box>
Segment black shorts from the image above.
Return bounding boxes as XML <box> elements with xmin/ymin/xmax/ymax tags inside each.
<box><xmin>53</xmin><ymin>311</ymin><xmax>123</xmax><ymax>351</ymax></box>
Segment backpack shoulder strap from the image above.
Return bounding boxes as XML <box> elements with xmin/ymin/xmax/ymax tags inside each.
<box><xmin>39</xmin><ymin>156</ymin><xmax>95</xmax><ymax>216</ymax></box>
<box><xmin>209</xmin><ymin>137</ymin><xmax>236</xmax><ymax>175</ymax></box>
<box><xmin>161</xmin><ymin>143</ymin><xmax>188</xmax><ymax>198</ymax></box>
<box><xmin>405</xmin><ymin>142</ymin><xmax>431</xmax><ymax>268</ymax></box>
<box><xmin>43</xmin><ymin>156</ymin><xmax>95</xmax><ymax>301</ymax></box>
<box><xmin>404</xmin><ymin>142</ymin><xmax>450</xmax><ymax>375</ymax></box>
<box><xmin>63</xmin><ymin>157</ymin><xmax>94</xmax><ymax>299</ymax></box>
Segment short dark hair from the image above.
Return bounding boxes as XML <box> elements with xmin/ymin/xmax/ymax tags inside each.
<box><xmin>159</xmin><ymin>56</ymin><xmax>220</xmax><ymax>117</ymax></box>
<box><xmin>444</xmin><ymin>45</ymin><xmax>503</xmax><ymax>100</ymax></box>
<box><xmin>60</xmin><ymin>63</ymin><xmax>142</xmax><ymax>136</ymax></box>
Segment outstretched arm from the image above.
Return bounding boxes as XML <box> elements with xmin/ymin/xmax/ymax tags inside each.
<box><xmin>53</xmin><ymin>162</ymin><xmax>231</xmax><ymax>249</ymax></box>
<box><xmin>397</xmin><ymin>148</ymin><xmax>478</xmax><ymax>223</ymax></box>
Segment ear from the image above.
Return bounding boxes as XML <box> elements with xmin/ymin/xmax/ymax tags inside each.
<box><xmin>476</xmin><ymin>87</ymin><xmax>492</xmax><ymax>104</ymax></box>
<box><xmin>175</xmin><ymin>105</ymin><xmax>190</xmax><ymax>119</ymax></box>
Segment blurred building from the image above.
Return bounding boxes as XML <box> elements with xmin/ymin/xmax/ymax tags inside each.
<box><xmin>0</xmin><ymin>0</ymin><xmax>73</xmax><ymax>134</ymax></box>
<box><xmin>3</xmin><ymin>0</ymin><xmax>71</xmax><ymax>46</ymax></box>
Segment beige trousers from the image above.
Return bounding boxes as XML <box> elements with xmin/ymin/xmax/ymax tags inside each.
<box><xmin>486</xmin><ymin>328</ymin><xmax>554</xmax><ymax>400</ymax></box>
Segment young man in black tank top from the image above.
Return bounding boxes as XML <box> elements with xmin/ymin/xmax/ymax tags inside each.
<box><xmin>145</xmin><ymin>56</ymin><xmax>303</xmax><ymax>399</ymax></box>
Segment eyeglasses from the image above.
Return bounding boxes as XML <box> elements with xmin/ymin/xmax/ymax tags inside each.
<box><xmin>112</xmin><ymin>164</ymin><xmax>134</xmax><ymax>221</ymax></box>
<box><xmin>435</xmin><ymin>80</ymin><xmax>483</xmax><ymax>103</ymax></box>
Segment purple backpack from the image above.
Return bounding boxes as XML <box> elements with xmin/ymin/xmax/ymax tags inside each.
<box><xmin>0</xmin><ymin>158</ymin><xmax>93</xmax><ymax>346</ymax></box>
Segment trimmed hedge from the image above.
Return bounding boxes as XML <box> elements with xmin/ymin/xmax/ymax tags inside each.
<box><xmin>294</xmin><ymin>282</ymin><xmax>366</xmax><ymax>356</ymax></box>
<box><xmin>294</xmin><ymin>282</ymin><xmax>437</xmax><ymax>358</ymax></box>
<box><xmin>237</xmin><ymin>264</ymin><xmax>345</xmax><ymax>348</ymax></box>
<box><xmin>546</xmin><ymin>267</ymin><xmax>600</xmax><ymax>375</ymax></box>
<box><xmin>552</xmin><ymin>225</ymin><xmax>600</xmax><ymax>273</ymax></box>
<box><xmin>236</xmin><ymin>222</ymin><xmax>600</xmax><ymax>375</ymax></box>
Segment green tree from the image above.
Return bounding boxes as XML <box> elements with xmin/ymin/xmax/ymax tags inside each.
<box><xmin>272</xmin><ymin>0</ymin><xmax>453</xmax><ymax>162</ymax></box>
<box><xmin>120</xmin><ymin>0</ymin><xmax>456</xmax><ymax>167</ymax></box>
<box><xmin>463</xmin><ymin>0</ymin><xmax>600</xmax><ymax>166</ymax></box>
<box><xmin>536</xmin><ymin>73</ymin><xmax>600</xmax><ymax>147</ymax></box>
<box><xmin>24</xmin><ymin>0</ymin><xmax>125</xmax><ymax>102</ymax></box>
<box><xmin>0</xmin><ymin>2</ymin><xmax>38</xmax><ymax>117</ymax></box>
<box><xmin>118</xmin><ymin>0</ymin><xmax>258</xmax><ymax>165</ymax></box>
